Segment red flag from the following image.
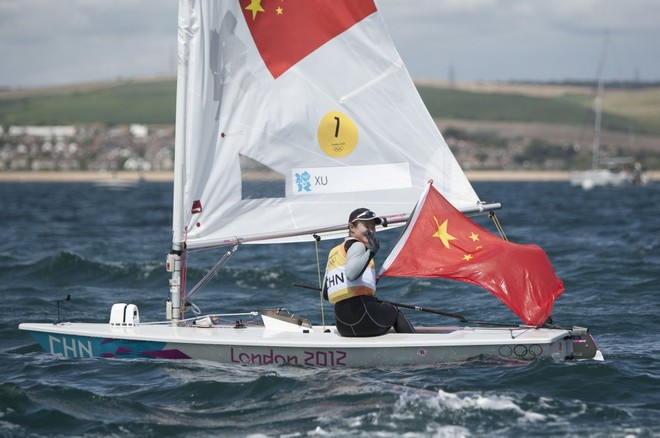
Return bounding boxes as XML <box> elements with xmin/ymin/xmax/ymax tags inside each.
<box><xmin>241</xmin><ymin>0</ymin><xmax>377</xmax><ymax>78</ymax></box>
<box><xmin>379</xmin><ymin>182</ymin><xmax>564</xmax><ymax>326</ymax></box>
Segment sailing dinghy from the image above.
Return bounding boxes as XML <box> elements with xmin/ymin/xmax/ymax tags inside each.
<box><xmin>20</xmin><ymin>0</ymin><xmax>603</xmax><ymax>366</ymax></box>
<box><xmin>570</xmin><ymin>36</ymin><xmax>648</xmax><ymax>190</ymax></box>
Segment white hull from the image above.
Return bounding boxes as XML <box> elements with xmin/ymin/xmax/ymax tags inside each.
<box><xmin>19</xmin><ymin>311</ymin><xmax>602</xmax><ymax>366</ymax></box>
<box><xmin>93</xmin><ymin>178</ymin><xmax>140</xmax><ymax>190</ymax></box>
<box><xmin>570</xmin><ymin>169</ymin><xmax>649</xmax><ymax>190</ymax></box>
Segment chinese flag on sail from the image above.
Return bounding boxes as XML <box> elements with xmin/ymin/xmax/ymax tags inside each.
<box><xmin>241</xmin><ymin>0</ymin><xmax>377</xmax><ymax>78</ymax></box>
<box><xmin>379</xmin><ymin>182</ymin><xmax>564</xmax><ymax>326</ymax></box>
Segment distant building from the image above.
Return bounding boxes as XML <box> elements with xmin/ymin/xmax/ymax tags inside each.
<box><xmin>8</xmin><ymin>125</ymin><xmax>76</xmax><ymax>139</ymax></box>
<box><xmin>1</xmin><ymin>123</ymin><xmax>171</xmax><ymax>173</ymax></box>
<box><xmin>130</xmin><ymin>124</ymin><xmax>148</xmax><ymax>138</ymax></box>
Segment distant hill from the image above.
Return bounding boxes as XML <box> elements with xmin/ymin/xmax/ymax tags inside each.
<box><xmin>1</xmin><ymin>76</ymin><xmax>659</xmax><ymax>138</ymax></box>
<box><xmin>0</xmin><ymin>77</ymin><xmax>177</xmax><ymax>126</ymax></box>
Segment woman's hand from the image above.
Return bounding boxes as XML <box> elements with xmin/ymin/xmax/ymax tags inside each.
<box><xmin>364</xmin><ymin>229</ymin><xmax>380</xmax><ymax>253</ymax></box>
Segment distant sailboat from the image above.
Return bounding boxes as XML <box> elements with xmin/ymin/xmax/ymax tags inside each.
<box><xmin>20</xmin><ymin>0</ymin><xmax>602</xmax><ymax>366</ymax></box>
<box><xmin>93</xmin><ymin>177</ymin><xmax>140</xmax><ymax>191</ymax></box>
<box><xmin>570</xmin><ymin>37</ymin><xmax>648</xmax><ymax>190</ymax></box>
<box><xmin>93</xmin><ymin>171</ymin><xmax>142</xmax><ymax>190</ymax></box>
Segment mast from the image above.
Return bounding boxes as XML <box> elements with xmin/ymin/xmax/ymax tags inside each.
<box><xmin>592</xmin><ymin>69</ymin><xmax>604</xmax><ymax>171</ymax></box>
<box><xmin>168</xmin><ymin>0</ymin><xmax>193</xmax><ymax>322</ymax></box>
<box><xmin>592</xmin><ymin>34</ymin><xmax>608</xmax><ymax>171</ymax></box>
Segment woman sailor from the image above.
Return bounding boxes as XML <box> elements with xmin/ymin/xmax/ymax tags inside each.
<box><xmin>322</xmin><ymin>208</ymin><xmax>415</xmax><ymax>337</ymax></box>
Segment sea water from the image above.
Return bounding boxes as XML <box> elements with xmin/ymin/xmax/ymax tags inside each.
<box><xmin>1</xmin><ymin>181</ymin><xmax>658</xmax><ymax>437</ymax></box>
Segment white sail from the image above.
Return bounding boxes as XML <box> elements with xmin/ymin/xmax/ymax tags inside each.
<box><xmin>174</xmin><ymin>0</ymin><xmax>480</xmax><ymax>249</ymax></box>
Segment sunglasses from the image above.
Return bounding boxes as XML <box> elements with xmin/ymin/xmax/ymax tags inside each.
<box><xmin>351</xmin><ymin>210</ymin><xmax>377</xmax><ymax>222</ymax></box>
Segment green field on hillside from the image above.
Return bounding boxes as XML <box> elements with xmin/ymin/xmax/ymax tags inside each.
<box><xmin>416</xmin><ymin>85</ymin><xmax>659</xmax><ymax>136</ymax></box>
<box><xmin>1</xmin><ymin>79</ymin><xmax>659</xmax><ymax>136</ymax></box>
<box><xmin>0</xmin><ymin>81</ymin><xmax>176</xmax><ymax>126</ymax></box>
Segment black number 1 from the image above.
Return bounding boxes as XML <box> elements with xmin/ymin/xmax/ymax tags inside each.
<box><xmin>334</xmin><ymin>116</ymin><xmax>340</xmax><ymax>138</ymax></box>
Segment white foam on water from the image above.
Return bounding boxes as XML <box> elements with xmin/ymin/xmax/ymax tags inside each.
<box><xmin>391</xmin><ymin>387</ymin><xmax>549</xmax><ymax>430</ymax></box>
<box><xmin>438</xmin><ymin>389</ymin><xmax>547</xmax><ymax>422</ymax></box>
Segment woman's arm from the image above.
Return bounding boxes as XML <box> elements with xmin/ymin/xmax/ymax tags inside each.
<box><xmin>345</xmin><ymin>240</ymin><xmax>374</xmax><ymax>281</ymax></box>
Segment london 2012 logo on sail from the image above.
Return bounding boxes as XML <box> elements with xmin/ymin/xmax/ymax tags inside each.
<box><xmin>295</xmin><ymin>170</ymin><xmax>328</xmax><ymax>193</ymax></box>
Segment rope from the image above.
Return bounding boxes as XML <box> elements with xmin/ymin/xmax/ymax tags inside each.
<box><xmin>489</xmin><ymin>211</ymin><xmax>508</xmax><ymax>241</ymax></box>
<box><xmin>313</xmin><ymin>234</ymin><xmax>326</xmax><ymax>329</ymax></box>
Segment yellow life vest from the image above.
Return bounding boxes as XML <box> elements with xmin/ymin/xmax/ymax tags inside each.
<box><xmin>324</xmin><ymin>240</ymin><xmax>376</xmax><ymax>304</ymax></box>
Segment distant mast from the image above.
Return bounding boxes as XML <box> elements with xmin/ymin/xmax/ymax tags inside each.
<box><xmin>592</xmin><ymin>33</ymin><xmax>608</xmax><ymax>171</ymax></box>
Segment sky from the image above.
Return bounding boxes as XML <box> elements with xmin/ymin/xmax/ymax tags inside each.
<box><xmin>1</xmin><ymin>0</ymin><xmax>659</xmax><ymax>89</ymax></box>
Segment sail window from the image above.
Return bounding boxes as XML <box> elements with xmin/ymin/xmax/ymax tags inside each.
<box><xmin>239</xmin><ymin>154</ymin><xmax>285</xmax><ymax>199</ymax></box>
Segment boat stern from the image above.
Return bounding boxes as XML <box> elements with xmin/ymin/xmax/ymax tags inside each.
<box><xmin>569</xmin><ymin>326</ymin><xmax>604</xmax><ymax>361</ymax></box>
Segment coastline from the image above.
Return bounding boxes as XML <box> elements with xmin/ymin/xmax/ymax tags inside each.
<box><xmin>0</xmin><ymin>171</ymin><xmax>173</xmax><ymax>183</ymax></box>
<box><xmin>0</xmin><ymin>170</ymin><xmax>657</xmax><ymax>183</ymax></box>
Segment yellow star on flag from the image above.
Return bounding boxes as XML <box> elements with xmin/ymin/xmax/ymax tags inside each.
<box><xmin>432</xmin><ymin>216</ymin><xmax>456</xmax><ymax>249</ymax></box>
<box><xmin>463</xmin><ymin>254</ymin><xmax>474</xmax><ymax>261</ymax></box>
<box><xmin>276</xmin><ymin>6</ymin><xmax>283</xmax><ymax>15</ymax></box>
<box><xmin>245</xmin><ymin>0</ymin><xmax>264</xmax><ymax>20</ymax></box>
<box><xmin>469</xmin><ymin>232</ymin><xmax>479</xmax><ymax>242</ymax></box>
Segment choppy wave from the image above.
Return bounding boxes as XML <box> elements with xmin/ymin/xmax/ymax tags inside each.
<box><xmin>1</xmin><ymin>251</ymin><xmax>163</xmax><ymax>290</ymax></box>
<box><xmin>2</xmin><ymin>357</ymin><xmax>658</xmax><ymax>437</ymax></box>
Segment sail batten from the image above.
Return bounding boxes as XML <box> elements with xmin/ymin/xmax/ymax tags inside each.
<box><xmin>339</xmin><ymin>61</ymin><xmax>403</xmax><ymax>103</ymax></box>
